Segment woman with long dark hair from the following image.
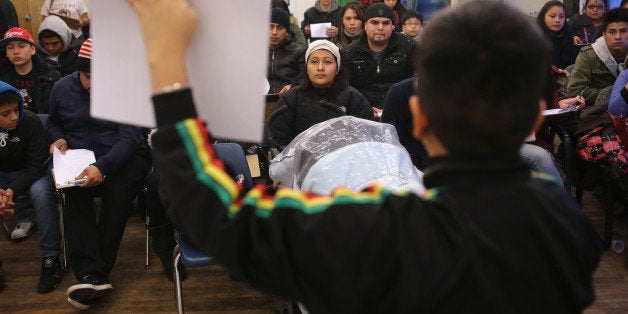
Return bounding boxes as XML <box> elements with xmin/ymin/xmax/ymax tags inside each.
<box><xmin>537</xmin><ymin>1</ymin><xmax>578</xmax><ymax>69</ymax></box>
<box><xmin>333</xmin><ymin>1</ymin><xmax>365</xmax><ymax>48</ymax></box>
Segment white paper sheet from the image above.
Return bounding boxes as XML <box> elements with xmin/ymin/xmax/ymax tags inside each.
<box><xmin>52</xmin><ymin>148</ymin><xmax>96</xmax><ymax>187</ymax></box>
<box><xmin>542</xmin><ymin>107</ymin><xmax>577</xmax><ymax>116</ymax></box>
<box><xmin>310</xmin><ymin>23</ymin><xmax>332</xmax><ymax>38</ymax></box>
<box><xmin>90</xmin><ymin>1</ymin><xmax>269</xmax><ymax>142</ymax></box>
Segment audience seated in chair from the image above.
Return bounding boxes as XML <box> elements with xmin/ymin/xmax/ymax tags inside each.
<box><xmin>267</xmin><ymin>8</ymin><xmax>305</xmax><ymax>95</ymax></box>
<box><xmin>46</xmin><ymin>38</ymin><xmax>149</xmax><ymax>310</ymax></box>
<box><xmin>268</xmin><ymin>39</ymin><xmax>372</xmax><ymax>148</ymax></box>
<box><xmin>37</xmin><ymin>15</ymin><xmax>84</xmax><ymax>77</ymax></box>
<box><xmin>0</xmin><ymin>81</ymin><xmax>62</xmax><ymax>293</ymax></box>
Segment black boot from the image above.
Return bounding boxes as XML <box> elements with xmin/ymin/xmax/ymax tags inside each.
<box><xmin>151</xmin><ymin>224</ymin><xmax>185</xmax><ymax>281</ymax></box>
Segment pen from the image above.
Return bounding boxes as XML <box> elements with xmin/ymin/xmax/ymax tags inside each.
<box><xmin>65</xmin><ymin>178</ymin><xmax>86</xmax><ymax>185</ymax></box>
<box><xmin>43</xmin><ymin>155</ymin><xmax>51</xmax><ymax>165</ymax></box>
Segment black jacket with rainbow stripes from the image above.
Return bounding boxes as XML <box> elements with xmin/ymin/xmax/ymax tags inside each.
<box><xmin>151</xmin><ymin>89</ymin><xmax>602</xmax><ymax>314</ymax></box>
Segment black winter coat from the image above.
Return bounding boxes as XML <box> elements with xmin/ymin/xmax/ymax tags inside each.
<box><xmin>267</xmin><ymin>41</ymin><xmax>306</xmax><ymax>95</ymax></box>
<box><xmin>342</xmin><ymin>33</ymin><xmax>415</xmax><ymax>108</ymax></box>
<box><xmin>269</xmin><ymin>85</ymin><xmax>373</xmax><ymax>147</ymax></box>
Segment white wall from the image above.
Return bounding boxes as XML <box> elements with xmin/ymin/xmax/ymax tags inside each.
<box><xmin>291</xmin><ymin>0</ymin><xmax>317</xmax><ymax>25</ymax></box>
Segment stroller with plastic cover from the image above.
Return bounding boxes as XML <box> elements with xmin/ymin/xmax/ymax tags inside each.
<box><xmin>269</xmin><ymin>116</ymin><xmax>425</xmax><ymax>195</ymax></box>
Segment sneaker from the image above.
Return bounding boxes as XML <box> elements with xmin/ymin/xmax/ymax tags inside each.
<box><xmin>11</xmin><ymin>218</ymin><xmax>37</xmax><ymax>240</ymax></box>
<box><xmin>38</xmin><ymin>256</ymin><xmax>62</xmax><ymax>293</ymax></box>
<box><xmin>0</xmin><ymin>260</ymin><xmax>5</xmax><ymax>291</ymax></box>
<box><xmin>66</xmin><ymin>273</ymin><xmax>113</xmax><ymax>310</ymax></box>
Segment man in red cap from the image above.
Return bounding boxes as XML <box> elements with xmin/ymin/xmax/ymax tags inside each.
<box><xmin>0</xmin><ymin>27</ymin><xmax>61</xmax><ymax>244</ymax></box>
<box><xmin>0</xmin><ymin>27</ymin><xmax>61</xmax><ymax>114</ymax></box>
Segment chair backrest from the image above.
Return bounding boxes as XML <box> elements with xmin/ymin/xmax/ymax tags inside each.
<box><xmin>212</xmin><ymin>143</ymin><xmax>254</xmax><ymax>190</ymax></box>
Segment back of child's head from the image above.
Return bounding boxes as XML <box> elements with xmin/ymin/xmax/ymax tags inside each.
<box><xmin>414</xmin><ymin>0</ymin><xmax>550</xmax><ymax>158</ymax></box>
<box><xmin>602</xmin><ymin>7</ymin><xmax>628</xmax><ymax>33</ymax></box>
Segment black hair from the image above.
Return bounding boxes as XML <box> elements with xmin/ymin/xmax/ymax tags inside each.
<box><xmin>582</xmin><ymin>0</ymin><xmax>607</xmax><ymax>12</ymax></box>
<box><xmin>39</xmin><ymin>29</ymin><xmax>61</xmax><ymax>40</ymax></box>
<box><xmin>401</xmin><ymin>10</ymin><xmax>423</xmax><ymax>26</ymax></box>
<box><xmin>335</xmin><ymin>1</ymin><xmax>366</xmax><ymax>47</ymax></box>
<box><xmin>536</xmin><ymin>1</ymin><xmax>567</xmax><ymax>35</ymax></box>
<box><xmin>0</xmin><ymin>91</ymin><xmax>20</xmax><ymax>107</ymax></box>
<box><xmin>602</xmin><ymin>7</ymin><xmax>628</xmax><ymax>32</ymax></box>
<box><xmin>297</xmin><ymin>52</ymin><xmax>349</xmax><ymax>103</ymax></box>
<box><xmin>415</xmin><ymin>0</ymin><xmax>550</xmax><ymax>158</ymax></box>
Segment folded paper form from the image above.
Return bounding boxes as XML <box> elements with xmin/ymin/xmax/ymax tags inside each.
<box><xmin>52</xmin><ymin>147</ymin><xmax>96</xmax><ymax>188</ymax></box>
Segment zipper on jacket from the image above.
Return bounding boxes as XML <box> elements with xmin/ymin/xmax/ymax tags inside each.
<box><xmin>377</xmin><ymin>65</ymin><xmax>380</xmax><ymax>74</ymax></box>
<box><xmin>271</xmin><ymin>51</ymin><xmax>276</xmax><ymax>94</ymax></box>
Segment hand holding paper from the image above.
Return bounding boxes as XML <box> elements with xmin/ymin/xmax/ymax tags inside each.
<box><xmin>52</xmin><ymin>147</ymin><xmax>96</xmax><ymax>188</ymax></box>
<box><xmin>310</xmin><ymin>23</ymin><xmax>332</xmax><ymax>38</ymax></box>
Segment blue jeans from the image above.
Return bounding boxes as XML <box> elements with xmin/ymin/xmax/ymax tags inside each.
<box><xmin>0</xmin><ymin>170</ymin><xmax>61</xmax><ymax>257</ymax></box>
<box><xmin>519</xmin><ymin>143</ymin><xmax>562</xmax><ymax>184</ymax></box>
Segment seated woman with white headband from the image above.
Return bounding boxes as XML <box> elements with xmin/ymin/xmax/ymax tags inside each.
<box><xmin>268</xmin><ymin>39</ymin><xmax>373</xmax><ymax>148</ymax></box>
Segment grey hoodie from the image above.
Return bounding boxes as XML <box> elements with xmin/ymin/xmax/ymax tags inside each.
<box><xmin>37</xmin><ymin>15</ymin><xmax>83</xmax><ymax>76</ymax></box>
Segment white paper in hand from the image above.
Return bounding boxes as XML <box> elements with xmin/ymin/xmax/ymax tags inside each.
<box><xmin>52</xmin><ymin>147</ymin><xmax>96</xmax><ymax>187</ymax></box>
<box><xmin>90</xmin><ymin>0</ymin><xmax>269</xmax><ymax>142</ymax></box>
<box><xmin>310</xmin><ymin>23</ymin><xmax>332</xmax><ymax>38</ymax></box>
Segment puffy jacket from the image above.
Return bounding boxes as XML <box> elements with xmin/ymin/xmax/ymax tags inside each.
<box><xmin>342</xmin><ymin>32</ymin><xmax>415</xmax><ymax>108</ymax></box>
<box><xmin>267</xmin><ymin>41</ymin><xmax>305</xmax><ymax>94</ymax></box>
<box><xmin>269</xmin><ymin>84</ymin><xmax>373</xmax><ymax>146</ymax></box>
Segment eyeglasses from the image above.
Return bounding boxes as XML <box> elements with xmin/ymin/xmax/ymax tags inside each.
<box><xmin>586</xmin><ymin>5</ymin><xmax>604</xmax><ymax>10</ymax></box>
<box><xmin>403</xmin><ymin>22</ymin><xmax>421</xmax><ymax>27</ymax></box>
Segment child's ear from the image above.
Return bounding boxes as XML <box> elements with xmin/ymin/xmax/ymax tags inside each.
<box><xmin>409</xmin><ymin>95</ymin><xmax>428</xmax><ymax>140</ymax></box>
<box><xmin>531</xmin><ymin>99</ymin><xmax>547</xmax><ymax>133</ymax></box>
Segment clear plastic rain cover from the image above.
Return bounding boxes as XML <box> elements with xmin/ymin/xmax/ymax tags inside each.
<box><xmin>269</xmin><ymin>116</ymin><xmax>425</xmax><ymax>195</ymax></box>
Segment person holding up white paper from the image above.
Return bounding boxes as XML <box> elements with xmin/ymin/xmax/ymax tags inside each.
<box><xmin>130</xmin><ymin>0</ymin><xmax>601</xmax><ymax>312</ymax></box>
<box><xmin>301</xmin><ymin>0</ymin><xmax>342</xmax><ymax>40</ymax></box>
<box><xmin>46</xmin><ymin>38</ymin><xmax>149</xmax><ymax>310</ymax></box>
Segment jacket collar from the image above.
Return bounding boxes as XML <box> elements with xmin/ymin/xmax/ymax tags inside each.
<box><xmin>423</xmin><ymin>156</ymin><xmax>530</xmax><ymax>189</ymax></box>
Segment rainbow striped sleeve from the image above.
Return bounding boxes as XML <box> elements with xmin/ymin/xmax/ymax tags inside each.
<box><xmin>173</xmin><ymin>118</ymin><xmax>415</xmax><ymax>220</ymax></box>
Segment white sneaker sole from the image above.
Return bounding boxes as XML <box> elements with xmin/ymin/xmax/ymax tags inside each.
<box><xmin>67</xmin><ymin>282</ymin><xmax>113</xmax><ymax>309</ymax></box>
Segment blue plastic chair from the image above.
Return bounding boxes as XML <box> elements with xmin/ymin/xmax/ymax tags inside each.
<box><xmin>173</xmin><ymin>142</ymin><xmax>253</xmax><ymax>314</ymax></box>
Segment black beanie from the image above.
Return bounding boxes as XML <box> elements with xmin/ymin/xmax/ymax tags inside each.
<box><xmin>271</xmin><ymin>7</ymin><xmax>291</xmax><ymax>30</ymax></box>
<box><xmin>364</xmin><ymin>3</ymin><xmax>395</xmax><ymax>22</ymax></box>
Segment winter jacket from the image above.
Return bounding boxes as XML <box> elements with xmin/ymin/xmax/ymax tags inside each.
<box><xmin>46</xmin><ymin>72</ymin><xmax>146</xmax><ymax>176</ymax></box>
<box><xmin>381</xmin><ymin>78</ymin><xmax>427</xmax><ymax>169</ymax></box>
<box><xmin>0</xmin><ymin>82</ymin><xmax>48</xmax><ymax>196</ymax></box>
<box><xmin>267</xmin><ymin>41</ymin><xmax>305</xmax><ymax>95</ymax></box>
<box><xmin>301</xmin><ymin>0</ymin><xmax>343</xmax><ymax>40</ymax></box>
<box><xmin>150</xmin><ymin>88</ymin><xmax>602</xmax><ymax>314</ymax></box>
<box><xmin>0</xmin><ymin>54</ymin><xmax>62</xmax><ymax>114</ymax></box>
<box><xmin>37</xmin><ymin>14</ymin><xmax>84</xmax><ymax>77</ymax></box>
<box><xmin>546</xmin><ymin>30</ymin><xmax>578</xmax><ymax>69</ymax></box>
<box><xmin>342</xmin><ymin>32</ymin><xmax>415</xmax><ymax>108</ymax></box>
<box><xmin>567</xmin><ymin>38</ymin><xmax>627</xmax><ymax>105</ymax></box>
<box><xmin>269</xmin><ymin>84</ymin><xmax>373</xmax><ymax>146</ymax></box>
<box><xmin>568</xmin><ymin>13</ymin><xmax>602</xmax><ymax>46</ymax></box>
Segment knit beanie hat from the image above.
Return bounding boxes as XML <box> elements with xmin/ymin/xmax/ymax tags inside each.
<box><xmin>271</xmin><ymin>7</ymin><xmax>291</xmax><ymax>30</ymax></box>
<box><xmin>305</xmin><ymin>39</ymin><xmax>341</xmax><ymax>69</ymax></box>
<box><xmin>77</xmin><ymin>38</ymin><xmax>92</xmax><ymax>73</ymax></box>
<box><xmin>364</xmin><ymin>3</ymin><xmax>395</xmax><ymax>22</ymax></box>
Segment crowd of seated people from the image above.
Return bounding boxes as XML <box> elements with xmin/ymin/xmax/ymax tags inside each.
<box><xmin>2</xmin><ymin>0</ymin><xmax>628</xmax><ymax>312</ymax></box>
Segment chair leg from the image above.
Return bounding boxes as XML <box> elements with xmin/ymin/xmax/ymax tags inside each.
<box><xmin>174</xmin><ymin>245</ymin><xmax>184</xmax><ymax>314</ymax></box>
<box><xmin>57</xmin><ymin>191</ymin><xmax>69</xmax><ymax>270</ymax></box>
<box><xmin>145</xmin><ymin>211</ymin><xmax>150</xmax><ymax>269</ymax></box>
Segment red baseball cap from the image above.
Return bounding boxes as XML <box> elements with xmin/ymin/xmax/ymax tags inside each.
<box><xmin>0</xmin><ymin>27</ymin><xmax>35</xmax><ymax>47</ymax></box>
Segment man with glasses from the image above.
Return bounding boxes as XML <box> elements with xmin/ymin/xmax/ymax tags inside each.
<box><xmin>341</xmin><ymin>3</ymin><xmax>415</xmax><ymax>115</ymax></box>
